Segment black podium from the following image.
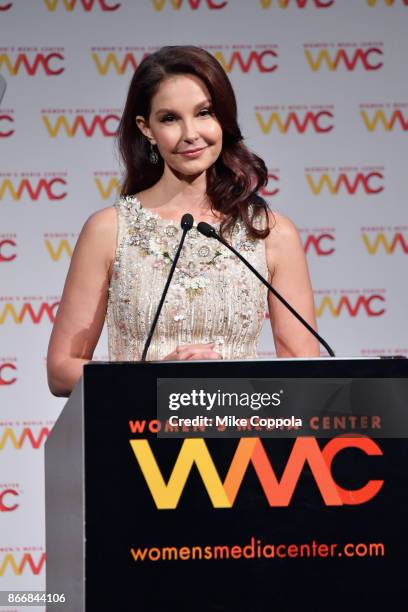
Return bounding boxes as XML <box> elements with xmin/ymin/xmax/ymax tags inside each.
<box><xmin>45</xmin><ymin>359</ymin><xmax>408</xmax><ymax>611</ymax></box>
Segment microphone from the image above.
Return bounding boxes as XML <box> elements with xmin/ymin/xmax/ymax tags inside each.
<box><xmin>197</xmin><ymin>221</ymin><xmax>335</xmax><ymax>357</ymax></box>
<box><xmin>141</xmin><ymin>213</ymin><xmax>194</xmax><ymax>361</ymax></box>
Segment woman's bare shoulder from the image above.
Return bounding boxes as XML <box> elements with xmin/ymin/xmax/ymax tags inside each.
<box><xmin>82</xmin><ymin>205</ymin><xmax>117</xmax><ymax>233</ymax></box>
<box><xmin>74</xmin><ymin>206</ymin><xmax>117</xmax><ymax>271</ymax></box>
<box><xmin>266</xmin><ymin>210</ymin><xmax>301</xmax><ymax>245</ymax></box>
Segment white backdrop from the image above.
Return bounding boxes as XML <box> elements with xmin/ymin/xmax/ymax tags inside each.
<box><xmin>1</xmin><ymin>0</ymin><xmax>407</xmax><ymax>607</ymax></box>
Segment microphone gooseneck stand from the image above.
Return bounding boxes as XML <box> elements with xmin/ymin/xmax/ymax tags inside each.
<box><xmin>141</xmin><ymin>213</ymin><xmax>194</xmax><ymax>362</ymax></box>
<box><xmin>197</xmin><ymin>221</ymin><xmax>335</xmax><ymax>357</ymax></box>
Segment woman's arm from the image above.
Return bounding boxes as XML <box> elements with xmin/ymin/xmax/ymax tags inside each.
<box><xmin>46</xmin><ymin>207</ymin><xmax>117</xmax><ymax>397</ymax></box>
<box><xmin>265</xmin><ymin>211</ymin><xmax>320</xmax><ymax>358</ymax></box>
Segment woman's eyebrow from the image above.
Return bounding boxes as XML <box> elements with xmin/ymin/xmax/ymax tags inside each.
<box><xmin>154</xmin><ymin>99</ymin><xmax>212</xmax><ymax>116</ymax></box>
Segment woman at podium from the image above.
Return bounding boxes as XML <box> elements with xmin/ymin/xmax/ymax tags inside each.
<box><xmin>47</xmin><ymin>46</ymin><xmax>319</xmax><ymax>396</ymax></box>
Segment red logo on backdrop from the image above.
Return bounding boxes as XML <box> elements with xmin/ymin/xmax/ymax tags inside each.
<box><xmin>0</xmin><ymin>173</ymin><xmax>67</xmax><ymax>200</ymax></box>
<box><xmin>360</xmin><ymin>103</ymin><xmax>408</xmax><ymax>132</ymax></box>
<box><xmin>0</xmin><ymin>1</ymin><xmax>12</xmax><ymax>10</ymax></box>
<box><xmin>315</xmin><ymin>290</ymin><xmax>386</xmax><ymax>318</ymax></box>
<box><xmin>305</xmin><ymin>166</ymin><xmax>384</xmax><ymax>195</ymax></box>
<box><xmin>304</xmin><ymin>43</ymin><xmax>383</xmax><ymax>71</ymax></box>
<box><xmin>0</xmin><ymin>486</ymin><xmax>19</xmax><ymax>511</ymax></box>
<box><xmin>260</xmin><ymin>0</ymin><xmax>334</xmax><ymax>8</ymax></box>
<box><xmin>43</xmin><ymin>0</ymin><xmax>121</xmax><ymax>11</ymax></box>
<box><xmin>207</xmin><ymin>45</ymin><xmax>278</xmax><ymax>73</ymax></box>
<box><xmin>0</xmin><ymin>359</ymin><xmax>17</xmax><ymax>385</ymax></box>
<box><xmin>0</xmin><ymin>235</ymin><xmax>17</xmax><ymax>261</ymax></box>
<box><xmin>0</xmin><ymin>297</ymin><xmax>59</xmax><ymax>325</ymax></box>
<box><xmin>300</xmin><ymin>229</ymin><xmax>335</xmax><ymax>255</ymax></box>
<box><xmin>256</xmin><ymin>105</ymin><xmax>334</xmax><ymax>134</ymax></box>
<box><xmin>150</xmin><ymin>0</ymin><xmax>227</xmax><ymax>10</ymax></box>
<box><xmin>260</xmin><ymin>169</ymin><xmax>280</xmax><ymax>197</ymax></box>
<box><xmin>42</xmin><ymin>109</ymin><xmax>120</xmax><ymax>137</ymax></box>
<box><xmin>0</xmin><ymin>110</ymin><xmax>15</xmax><ymax>137</ymax></box>
<box><xmin>0</xmin><ymin>47</ymin><xmax>65</xmax><ymax>76</ymax></box>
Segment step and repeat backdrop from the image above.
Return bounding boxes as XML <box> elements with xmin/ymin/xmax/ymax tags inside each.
<box><xmin>0</xmin><ymin>0</ymin><xmax>407</xmax><ymax>606</ymax></box>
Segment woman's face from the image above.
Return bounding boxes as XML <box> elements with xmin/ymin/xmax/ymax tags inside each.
<box><xmin>136</xmin><ymin>74</ymin><xmax>223</xmax><ymax>179</ymax></box>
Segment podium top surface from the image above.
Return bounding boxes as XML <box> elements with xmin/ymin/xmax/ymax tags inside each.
<box><xmin>84</xmin><ymin>357</ymin><xmax>408</xmax><ymax>379</ymax></box>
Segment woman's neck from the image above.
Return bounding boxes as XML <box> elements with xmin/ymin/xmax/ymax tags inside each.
<box><xmin>139</xmin><ymin>166</ymin><xmax>220</xmax><ymax>221</ymax></box>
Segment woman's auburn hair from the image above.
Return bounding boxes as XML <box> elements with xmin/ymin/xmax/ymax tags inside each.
<box><xmin>117</xmin><ymin>45</ymin><xmax>271</xmax><ymax>239</ymax></box>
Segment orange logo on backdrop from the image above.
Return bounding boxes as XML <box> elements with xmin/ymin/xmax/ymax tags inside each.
<box><xmin>0</xmin><ymin>50</ymin><xmax>64</xmax><ymax>76</ymax></box>
<box><xmin>43</xmin><ymin>0</ymin><xmax>121</xmax><ymax>11</ymax></box>
<box><xmin>0</xmin><ymin>426</ymin><xmax>51</xmax><ymax>449</ymax></box>
<box><xmin>150</xmin><ymin>0</ymin><xmax>227</xmax><ymax>10</ymax></box>
<box><xmin>0</xmin><ymin>551</ymin><xmax>45</xmax><ymax>575</ymax></box>
<box><xmin>306</xmin><ymin>170</ymin><xmax>384</xmax><ymax>195</ymax></box>
<box><xmin>362</xmin><ymin>229</ymin><xmax>408</xmax><ymax>254</ymax></box>
<box><xmin>0</xmin><ymin>177</ymin><xmax>67</xmax><ymax>200</ymax></box>
<box><xmin>304</xmin><ymin>46</ymin><xmax>383</xmax><ymax>71</ymax></box>
<box><xmin>211</xmin><ymin>47</ymin><xmax>278</xmax><ymax>73</ymax></box>
<box><xmin>315</xmin><ymin>292</ymin><xmax>386</xmax><ymax>317</ymax></box>
<box><xmin>129</xmin><ymin>425</ymin><xmax>383</xmax><ymax>509</ymax></box>
<box><xmin>42</xmin><ymin>111</ymin><xmax>119</xmax><ymax>137</ymax></box>
<box><xmin>260</xmin><ymin>0</ymin><xmax>334</xmax><ymax>8</ymax></box>
<box><xmin>256</xmin><ymin>107</ymin><xmax>334</xmax><ymax>133</ymax></box>
<box><xmin>360</xmin><ymin>105</ymin><xmax>408</xmax><ymax>131</ymax></box>
<box><xmin>0</xmin><ymin>299</ymin><xmax>59</xmax><ymax>324</ymax></box>
<box><xmin>366</xmin><ymin>0</ymin><xmax>408</xmax><ymax>6</ymax></box>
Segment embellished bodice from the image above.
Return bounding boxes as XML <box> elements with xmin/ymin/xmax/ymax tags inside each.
<box><xmin>106</xmin><ymin>196</ymin><xmax>269</xmax><ymax>361</ymax></box>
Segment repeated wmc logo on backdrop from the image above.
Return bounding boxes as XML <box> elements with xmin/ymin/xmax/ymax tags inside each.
<box><xmin>42</xmin><ymin>110</ymin><xmax>120</xmax><ymax>137</ymax></box>
<box><xmin>43</xmin><ymin>0</ymin><xmax>121</xmax><ymax>11</ymax></box>
<box><xmin>207</xmin><ymin>45</ymin><xmax>278</xmax><ymax>73</ymax></box>
<box><xmin>0</xmin><ymin>173</ymin><xmax>68</xmax><ymax>200</ymax></box>
<box><xmin>0</xmin><ymin>48</ymin><xmax>65</xmax><ymax>76</ymax></box>
<box><xmin>304</xmin><ymin>43</ymin><xmax>383</xmax><ymax>71</ymax></box>
<box><xmin>256</xmin><ymin>106</ymin><xmax>335</xmax><ymax>134</ymax></box>
<box><xmin>360</xmin><ymin>104</ymin><xmax>408</xmax><ymax>131</ymax></box>
<box><xmin>150</xmin><ymin>0</ymin><xmax>227</xmax><ymax>10</ymax></box>
<box><xmin>362</xmin><ymin>227</ymin><xmax>408</xmax><ymax>254</ymax></box>
<box><xmin>300</xmin><ymin>229</ymin><xmax>336</xmax><ymax>256</ymax></box>
<box><xmin>0</xmin><ymin>298</ymin><xmax>59</xmax><ymax>325</ymax></box>
<box><xmin>0</xmin><ymin>359</ymin><xmax>17</xmax><ymax>385</ymax></box>
<box><xmin>0</xmin><ymin>236</ymin><xmax>17</xmax><ymax>262</ymax></box>
<box><xmin>0</xmin><ymin>549</ymin><xmax>45</xmax><ymax>577</ymax></box>
<box><xmin>305</xmin><ymin>167</ymin><xmax>385</xmax><ymax>195</ymax></box>
<box><xmin>260</xmin><ymin>0</ymin><xmax>334</xmax><ymax>7</ymax></box>
<box><xmin>0</xmin><ymin>110</ymin><xmax>15</xmax><ymax>137</ymax></box>
<box><xmin>94</xmin><ymin>171</ymin><xmax>120</xmax><ymax>199</ymax></box>
<box><xmin>314</xmin><ymin>290</ymin><xmax>386</xmax><ymax>317</ymax></box>
<box><xmin>44</xmin><ymin>234</ymin><xmax>75</xmax><ymax>260</ymax></box>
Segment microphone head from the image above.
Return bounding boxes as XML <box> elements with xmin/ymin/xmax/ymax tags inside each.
<box><xmin>181</xmin><ymin>213</ymin><xmax>194</xmax><ymax>231</ymax></box>
<box><xmin>197</xmin><ymin>221</ymin><xmax>217</xmax><ymax>238</ymax></box>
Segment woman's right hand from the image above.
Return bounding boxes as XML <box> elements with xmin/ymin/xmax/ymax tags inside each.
<box><xmin>163</xmin><ymin>342</ymin><xmax>222</xmax><ymax>361</ymax></box>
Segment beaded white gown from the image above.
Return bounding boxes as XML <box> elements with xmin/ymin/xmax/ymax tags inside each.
<box><xmin>107</xmin><ymin>196</ymin><xmax>269</xmax><ymax>361</ymax></box>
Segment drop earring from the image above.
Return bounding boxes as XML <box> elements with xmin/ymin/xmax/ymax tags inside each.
<box><xmin>149</xmin><ymin>143</ymin><xmax>159</xmax><ymax>164</ymax></box>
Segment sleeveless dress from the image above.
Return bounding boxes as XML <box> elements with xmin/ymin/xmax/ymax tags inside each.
<box><xmin>107</xmin><ymin>195</ymin><xmax>269</xmax><ymax>361</ymax></box>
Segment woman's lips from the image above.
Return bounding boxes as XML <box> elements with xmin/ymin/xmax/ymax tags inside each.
<box><xmin>177</xmin><ymin>146</ymin><xmax>207</xmax><ymax>158</ymax></box>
